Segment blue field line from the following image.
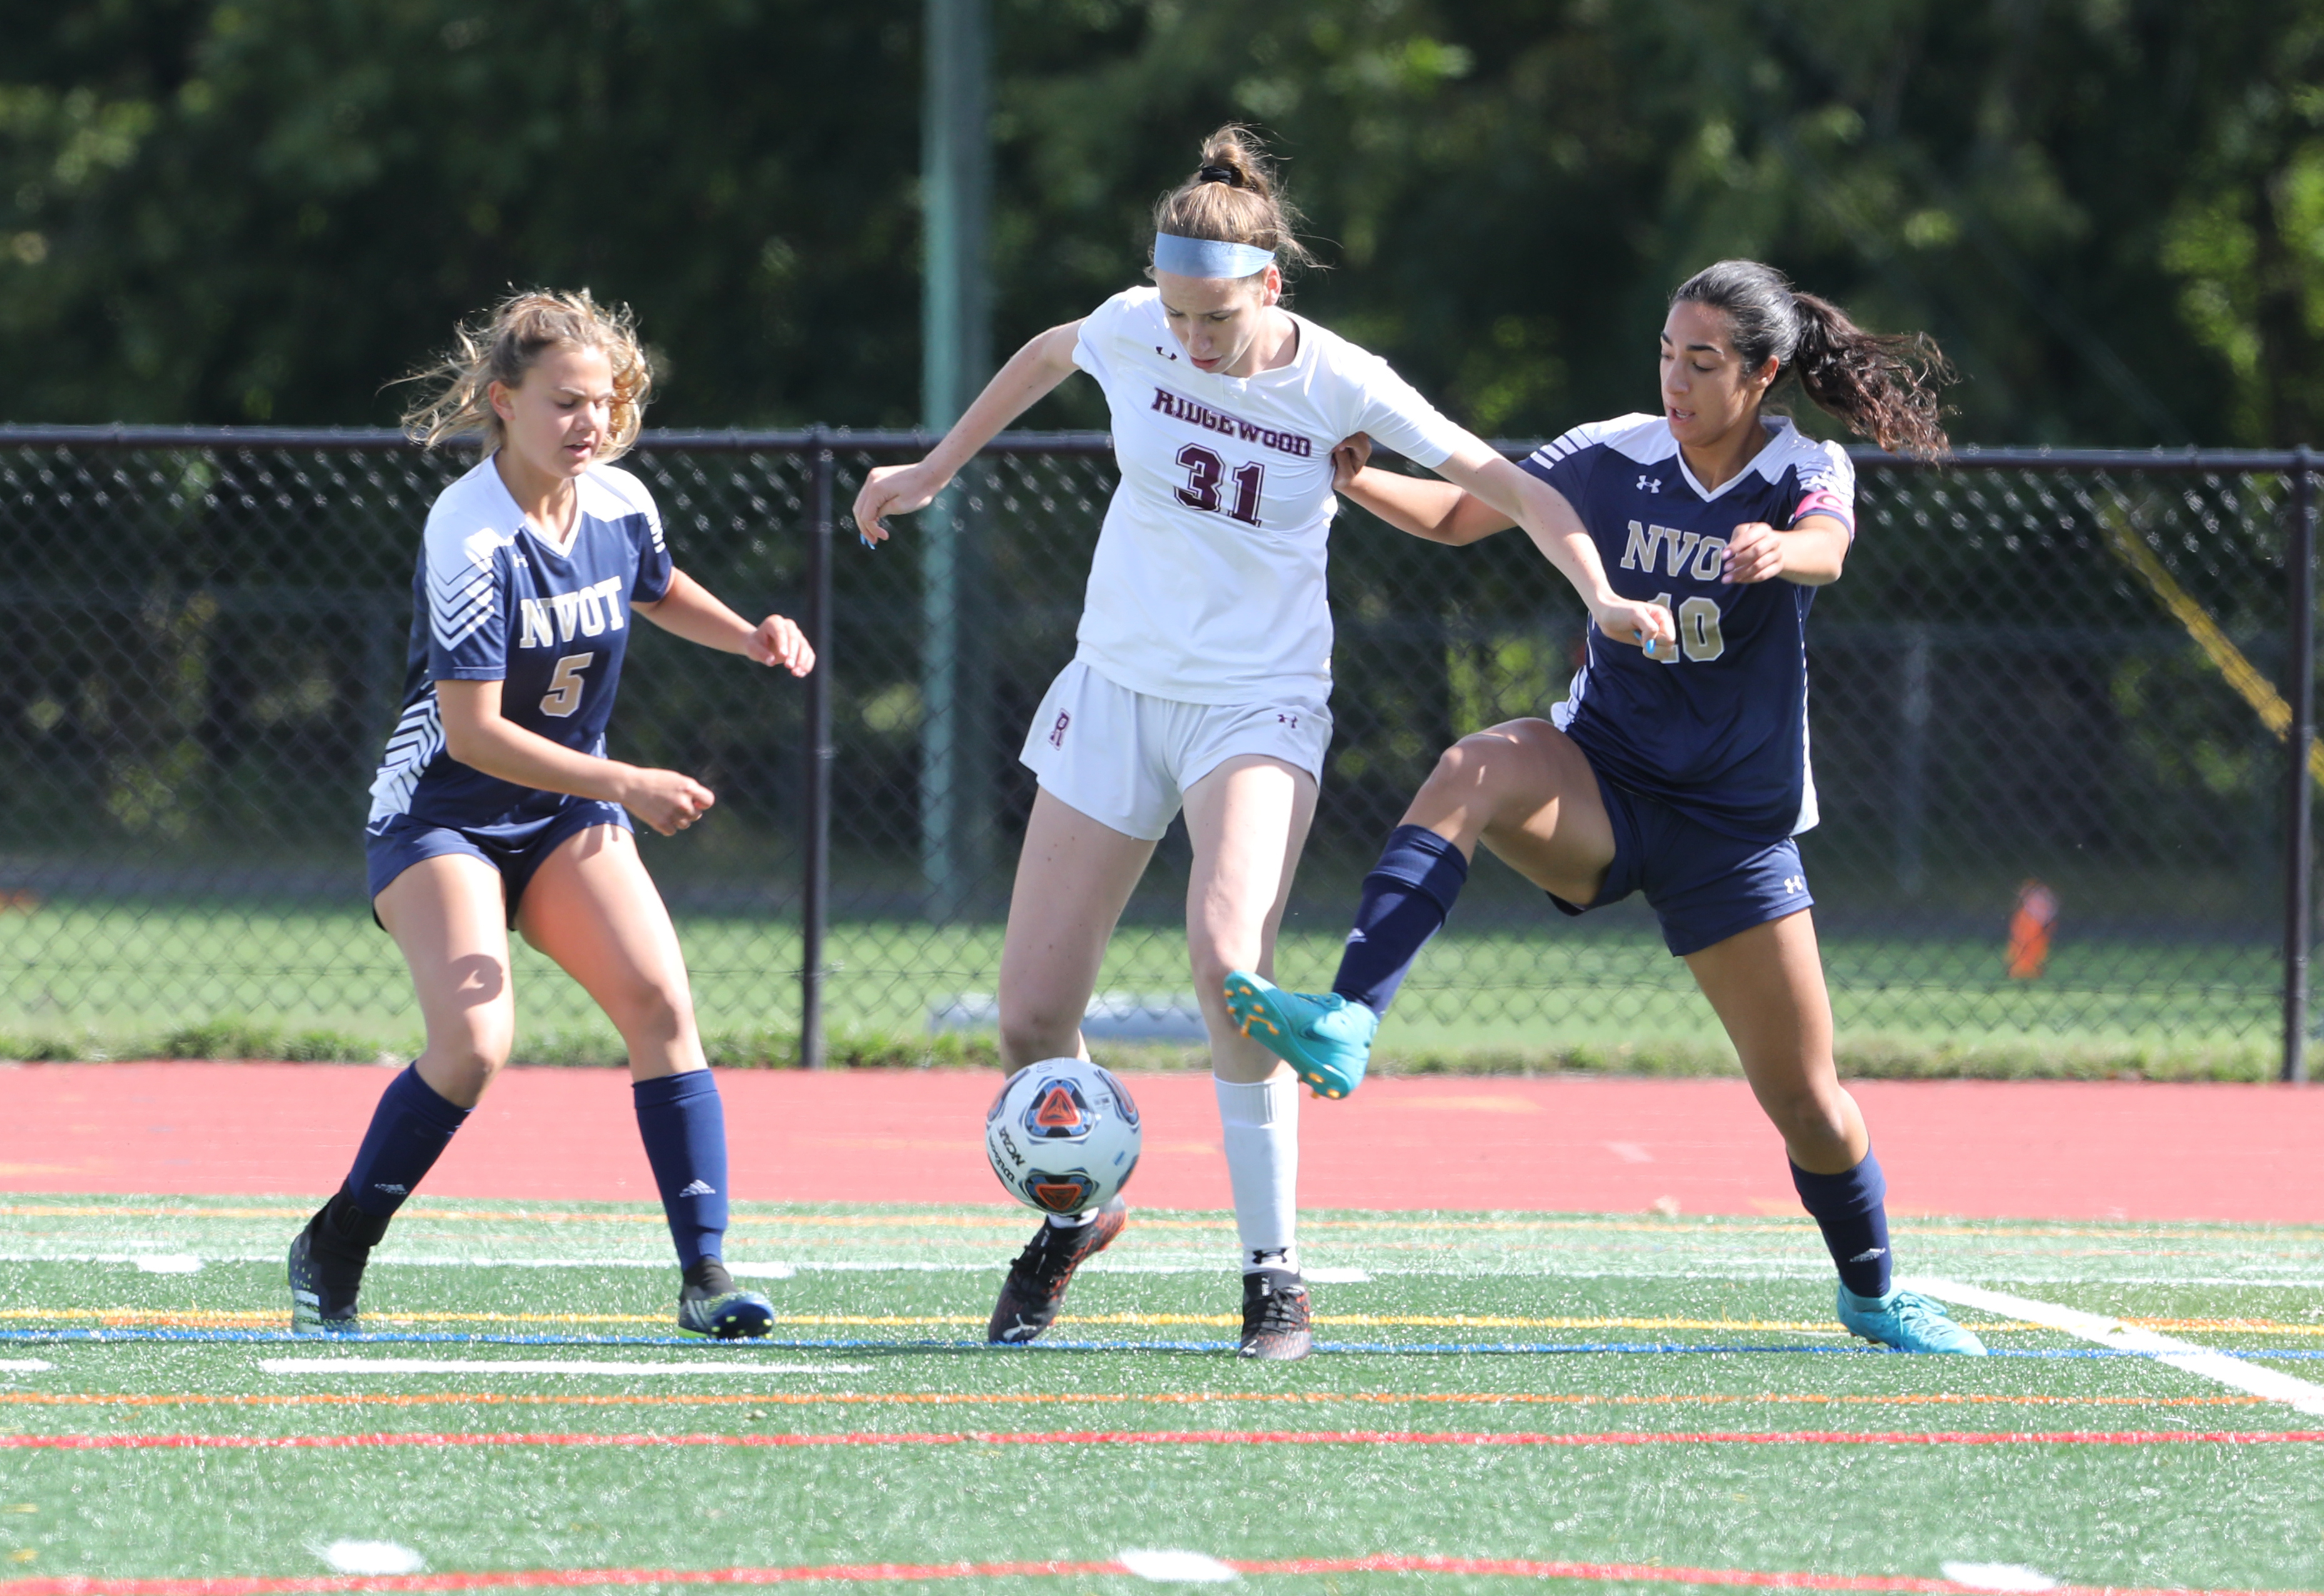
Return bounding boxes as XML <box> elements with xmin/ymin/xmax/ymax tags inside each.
<box><xmin>8</xmin><ymin>1326</ymin><xmax>2324</xmax><ymax>1359</ymax></box>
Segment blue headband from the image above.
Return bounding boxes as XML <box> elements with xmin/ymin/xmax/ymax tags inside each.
<box><xmin>1151</xmin><ymin>233</ymin><xmax>1277</xmax><ymax>279</ymax></box>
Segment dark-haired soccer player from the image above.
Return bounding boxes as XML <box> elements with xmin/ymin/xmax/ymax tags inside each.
<box><xmin>1225</xmin><ymin>259</ymin><xmax>1986</xmax><ymax>1355</ymax></box>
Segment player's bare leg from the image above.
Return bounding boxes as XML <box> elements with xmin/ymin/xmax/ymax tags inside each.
<box><xmin>986</xmin><ymin>789</ymin><xmax>1155</xmax><ymax>1343</ymax></box>
<box><xmin>519</xmin><ymin>824</ymin><xmax>770</xmax><ymax>1339</ymax></box>
<box><xmin>1225</xmin><ymin>718</ymin><xmax>1612</xmax><ymax>1097</ymax></box>
<box><xmin>377</xmin><ymin>854</ymin><xmax>519</xmax><ymax>1108</ymax></box>
<box><xmin>518</xmin><ymin>825</ymin><xmax>703</xmax><ymax>1085</ymax></box>
<box><xmin>1184</xmin><ymin>754</ymin><xmax>1320</xmax><ymax>1358</ymax></box>
<box><xmin>289</xmin><ymin>855</ymin><xmax>511</xmax><ymax>1333</ymax></box>
<box><xmin>1688</xmin><ymin>912</ymin><xmax>1982</xmax><ymax>1354</ymax></box>
<box><xmin>995</xmin><ymin>789</ymin><xmax>1158</xmax><ymax>1070</ymax></box>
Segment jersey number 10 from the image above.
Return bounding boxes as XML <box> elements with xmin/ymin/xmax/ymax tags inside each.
<box><xmin>1175</xmin><ymin>444</ymin><xmax>1264</xmax><ymax>527</ymax></box>
<box><xmin>1646</xmin><ymin>594</ymin><xmax>1726</xmax><ymax>664</ymax></box>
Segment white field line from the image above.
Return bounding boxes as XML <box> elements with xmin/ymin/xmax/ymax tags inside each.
<box><xmin>0</xmin><ymin>1360</ymin><xmax>54</xmax><ymax>1372</ymax></box>
<box><xmin>11</xmin><ymin>1250</ymin><xmax>2324</xmax><ymax>1289</ymax></box>
<box><xmin>259</xmin><ymin>1357</ymin><xmax>873</xmax><ymax>1376</ymax></box>
<box><xmin>1908</xmin><ymin>1277</ymin><xmax>2324</xmax><ymax>1415</ymax></box>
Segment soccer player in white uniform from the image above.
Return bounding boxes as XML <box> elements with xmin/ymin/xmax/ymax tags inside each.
<box><xmin>854</xmin><ymin>128</ymin><xmax>1671</xmax><ymax>1359</ymax></box>
<box><xmin>287</xmin><ymin>291</ymin><xmax>815</xmax><ymax>1339</ymax></box>
<box><xmin>1224</xmin><ymin>260</ymin><xmax>1987</xmax><ymax>1354</ymax></box>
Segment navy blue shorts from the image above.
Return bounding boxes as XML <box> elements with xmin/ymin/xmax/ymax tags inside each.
<box><xmin>365</xmin><ymin>800</ymin><xmax>631</xmax><ymax>927</ymax></box>
<box><xmin>1547</xmin><ymin>769</ymin><xmax>1813</xmax><ymax>957</ymax></box>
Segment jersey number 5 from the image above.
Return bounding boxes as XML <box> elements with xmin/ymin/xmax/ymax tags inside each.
<box><xmin>1175</xmin><ymin>444</ymin><xmax>1265</xmax><ymax>527</ymax></box>
<box><xmin>540</xmin><ymin>652</ymin><xmax>596</xmax><ymax>718</ymax></box>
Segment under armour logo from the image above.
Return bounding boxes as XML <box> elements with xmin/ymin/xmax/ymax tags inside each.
<box><xmin>1155</xmin><ymin>346</ymin><xmax>1179</xmax><ymax>361</ymax></box>
<box><xmin>1048</xmin><ymin>710</ymin><xmax>1071</xmax><ymax>748</ymax></box>
<box><xmin>678</xmin><ymin>1179</ymin><xmax>718</xmax><ymax>1198</ymax></box>
<box><xmin>1781</xmin><ymin>875</ymin><xmax>1805</xmax><ymax>894</ymax></box>
<box><xmin>1277</xmin><ymin>712</ymin><xmax>1299</xmax><ymax>729</ymax></box>
<box><xmin>1637</xmin><ymin>475</ymin><xmax>1662</xmax><ymax>492</ymax></box>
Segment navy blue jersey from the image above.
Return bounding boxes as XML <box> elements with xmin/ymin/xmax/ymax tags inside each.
<box><xmin>1521</xmin><ymin>414</ymin><xmax>1855</xmax><ymax>842</ymax></box>
<box><xmin>367</xmin><ymin>459</ymin><xmax>674</xmax><ymax>831</ymax></box>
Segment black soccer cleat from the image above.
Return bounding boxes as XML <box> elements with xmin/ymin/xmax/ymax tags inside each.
<box><xmin>677</xmin><ymin>1259</ymin><xmax>776</xmax><ymax>1340</ymax></box>
<box><xmin>288</xmin><ymin>1192</ymin><xmax>384</xmax><ymax>1335</ymax></box>
<box><xmin>987</xmin><ymin>1196</ymin><xmax>1128</xmax><ymax>1344</ymax></box>
<box><xmin>1238</xmin><ymin>1269</ymin><xmax>1313</xmax><ymax>1361</ymax></box>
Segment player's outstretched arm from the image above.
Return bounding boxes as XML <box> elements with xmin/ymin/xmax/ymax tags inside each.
<box><xmin>1434</xmin><ymin>441</ymin><xmax>1676</xmax><ymax>654</ymax></box>
<box><xmin>852</xmin><ymin>322</ymin><xmax>1084</xmax><ymax>546</ymax></box>
<box><xmin>435</xmin><ymin>680</ymin><xmax>714</xmax><ymax>836</ymax></box>
<box><xmin>634</xmin><ymin>570</ymin><xmax>814</xmax><ymax>676</ymax></box>
<box><xmin>1330</xmin><ymin>433</ymin><xmax>1513</xmax><ymax>546</ymax></box>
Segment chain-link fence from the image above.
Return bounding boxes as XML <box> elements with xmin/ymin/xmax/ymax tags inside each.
<box><xmin>0</xmin><ymin>426</ymin><xmax>2314</xmax><ymax>1075</ymax></box>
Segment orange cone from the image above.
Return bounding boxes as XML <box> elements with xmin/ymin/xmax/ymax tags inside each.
<box><xmin>2007</xmin><ymin>880</ymin><xmax>2058</xmax><ymax>980</ymax></box>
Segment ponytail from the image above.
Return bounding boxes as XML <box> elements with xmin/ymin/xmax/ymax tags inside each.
<box><xmin>1150</xmin><ymin>125</ymin><xmax>1318</xmax><ymax>279</ymax></box>
<box><xmin>1673</xmin><ymin>261</ymin><xmax>1955</xmax><ymax>459</ymax></box>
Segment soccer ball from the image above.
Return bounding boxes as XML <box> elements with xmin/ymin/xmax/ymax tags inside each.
<box><xmin>984</xmin><ymin>1057</ymin><xmax>1143</xmax><ymax>1215</ymax></box>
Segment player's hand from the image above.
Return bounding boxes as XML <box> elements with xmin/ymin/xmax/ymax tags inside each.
<box><xmin>851</xmin><ymin>462</ymin><xmax>949</xmax><ymax>547</ymax></box>
<box><xmin>1330</xmin><ymin>432</ymin><xmax>1373</xmax><ymax>492</ymax></box>
<box><xmin>1594</xmin><ymin>595</ymin><xmax>1676</xmax><ymax>657</ymax></box>
<box><xmin>748</xmin><ymin>613</ymin><xmax>815</xmax><ymax>676</ymax></box>
<box><xmin>1723</xmin><ymin>521</ymin><xmax>1785</xmax><ymax>584</ymax></box>
<box><xmin>620</xmin><ymin>767</ymin><xmax>716</xmax><ymax>836</ymax></box>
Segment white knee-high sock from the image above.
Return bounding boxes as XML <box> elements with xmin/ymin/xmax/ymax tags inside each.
<box><xmin>1214</xmin><ymin>1074</ymin><xmax>1300</xmax><ymax>1275</ymax></box>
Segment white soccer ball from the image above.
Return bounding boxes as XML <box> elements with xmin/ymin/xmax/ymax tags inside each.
<box><xmin>984</xmin><ymin>1057</ymin><xmax>1143</xmax><ymax>1215</ymax></box>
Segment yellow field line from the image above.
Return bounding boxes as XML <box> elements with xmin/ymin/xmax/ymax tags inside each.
<box><xmin>0</xmin><ymin>1390</ymin><xmax>2268</xmax><ymax>1409</ymax></box>
<box><xmin>2104</xmin><ymin>509</ymin><xmax>2324</xmax><ymax>782</ymax></box>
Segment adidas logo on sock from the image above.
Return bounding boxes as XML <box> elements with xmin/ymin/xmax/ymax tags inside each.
<box><xmin>371</xmin><ymin>1183</ymin><xmax>408</xmax><ymax>1195</ymax></box>
<box><xmin>1344</xmin><ymin>929</ymin><xmax>1367</xmax><ymax>944</ymax></box>
<box><xmin>1848</xmin><ymin>1247</ymin><xmax>1888</xmax><ymax>1263</ymax></box>
<box><xmin>678</xmin><ymin>1180</ymin><xmax>718</xmax><ymax>1198</ymax></box>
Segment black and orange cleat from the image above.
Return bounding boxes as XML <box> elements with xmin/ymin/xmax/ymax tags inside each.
<box><xmin>1237</xmin><ymin>1269</ymin><xmax>1313</xmax><ymax>1361</ymax></box>
<box><xmin>987</xmin><ymin>1196</ymin><xmax>1128</xmax><ymax>1344</ymax></box>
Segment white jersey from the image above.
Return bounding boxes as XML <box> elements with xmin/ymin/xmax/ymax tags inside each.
<box><xmin>1069</xmin><ymin>286</ymin><xmax>1475</xmax><ymax>705</ymax></box>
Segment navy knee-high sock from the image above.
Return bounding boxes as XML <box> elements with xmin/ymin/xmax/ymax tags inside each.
<box><xmin>343</xmin><ymin>1065</ymin><xmax>471</xmax><ymax>1220</ymax></box>
<box><xmin>634</xmin><ymin>1070</ymin><xmax>731</xmax><ymax>1270</ymax></box>
<box><xmin>1791</xmin><ymin>1153</ymin><xmax>1893</xmax><ymax>1298</ymax></box>
<box><xmin>1330</xmin><ymin>824</ymin><xmax>1471</xmax><ymax>1017</ymax></box>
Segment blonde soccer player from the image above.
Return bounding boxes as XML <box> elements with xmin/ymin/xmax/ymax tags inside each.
<box><xmin>1223</xmin><ymin>260</ymin><xmax>1987</xmax><ymax>1354</ymax></box>
<box><xmin>854</xmin><ymin>128</ymin><xmax>1670</xmax><ymax>1359</ymax></box>
<box><xmin>288</xmin><ymin>290</ymin><xmax>814</xmax><ymax>1338</ymax></box>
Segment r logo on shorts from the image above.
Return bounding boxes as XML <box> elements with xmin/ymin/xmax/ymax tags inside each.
<box><xmin>1048</xmin><ymin>711</ymin><xmax>1071</xmax><ymax>748</ymax></box>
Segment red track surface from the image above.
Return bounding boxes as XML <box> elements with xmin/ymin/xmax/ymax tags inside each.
<box><xmin>0</xmin><ymin>1557</ymin><xmax>2317</xmax><ymax>1596</ymax></box>
<box><xmin>3</xmin><ymin>1063</ymin><xmax>2320</xmax><ymax>1221</ymax></box>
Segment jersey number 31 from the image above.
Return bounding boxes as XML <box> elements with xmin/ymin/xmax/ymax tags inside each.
<box><xmin>1175</xmin><ymin>444</ymin><xmax>1264</xmax><ymax>527</ymax></box>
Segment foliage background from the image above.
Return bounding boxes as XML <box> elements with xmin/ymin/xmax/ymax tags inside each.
<box><xmin>3</xmin><ymin>0</ymin><xmax>2320</xmax><ymax>446</ymax></box>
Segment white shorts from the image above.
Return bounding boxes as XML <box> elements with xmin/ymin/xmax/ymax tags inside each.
<box><xmin>1019</xmin><ymin>659</ymin><xmax>1333</xmax><ymax>841</ymax></box>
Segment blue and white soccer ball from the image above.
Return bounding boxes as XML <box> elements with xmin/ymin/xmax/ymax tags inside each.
<box><xmin>984</xmin><ymin>1057</ymin><xmax>1143</xmax><ymax>1215</ymax></box>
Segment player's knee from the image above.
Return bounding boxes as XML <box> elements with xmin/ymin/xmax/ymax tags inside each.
<box><xmin>602</xmin><ymin>975</ymin><xmax>693</xmax><ymax>1048</ymax></box>
<box><xmin>998</xmin><ymin>995</ymin><xmax>1080</xmax><ymax>1063</ymax></box>
<box><xmin>1424</xmin><ymin>729</ymin><xmax>1539</xmax><ymax>810</ymax></box>
<box><xmin>425</xmin><ymin>1034</ymin><xmax>509</xmax><ymax>1102</ymax></box>
<box><xmin>1756</xmin><ymin>1080</ymin><xmax>1852</xmax><ymax>1155</ymax></box>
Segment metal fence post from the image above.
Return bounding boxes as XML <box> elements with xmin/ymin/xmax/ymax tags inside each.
<box><xmin>2286</xmin><ymin>446</ymin><xmax>2316</xmax><ymax>1084</ymax></box>
<box><xmin>802</xmin><ymin>432</ymin><xmax>836</xmax><ymax>1070</ymax></box>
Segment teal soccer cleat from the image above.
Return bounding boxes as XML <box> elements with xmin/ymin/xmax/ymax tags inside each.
<box><xmin>1221</xmin><ymin>971</ymin><xmax>1379</xmax><ymax>1099</ymax></box>
<box><xmin>1836</xmin><ymin>1284</ymin><xmax>1988</xmax><ymax>1354</ymax></box>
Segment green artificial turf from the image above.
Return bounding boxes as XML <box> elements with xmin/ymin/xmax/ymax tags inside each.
<box><xmin>0</xmin><ymin>900</ymin><xmax>2286</xmax><ymax>1077</ymax></box>
<box><xmin>3</xmin><ymin>1199</ymin><xmax>2323</xmax><ymax>1590</ymax></box>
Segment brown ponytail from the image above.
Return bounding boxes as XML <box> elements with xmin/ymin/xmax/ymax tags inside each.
<box><xmin>1150</xmin><ymin>125</ymin><xmax>1318</xmax><ymax>276</ymax></box>
<box><xmin>1673</xmin><ymin>261</ymin><xmax>1955</xmax><ymax>459</ymax></box>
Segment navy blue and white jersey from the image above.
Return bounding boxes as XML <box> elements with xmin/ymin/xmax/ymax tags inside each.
<box><xmin>366</xmin><ymin>459</ymin><xmax>674</xmax><ymax>830</ymax></box>
<box><xmin>1521</xmin><ymin>413</ymin><xmax>1855</xmax><ymax>842</ymax></box>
